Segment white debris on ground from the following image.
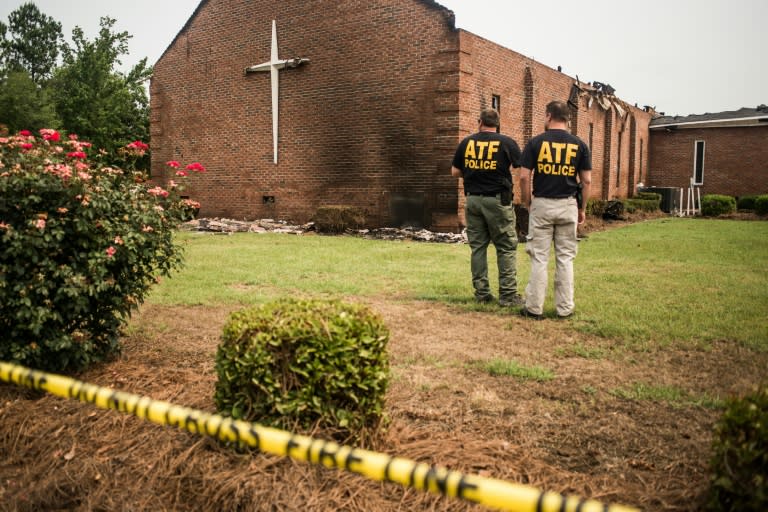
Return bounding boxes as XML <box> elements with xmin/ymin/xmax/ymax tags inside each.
<box><xmin>354</xmin><ymin>227</ymin><xmax>466</xmax><ymax>243</ymax></box>
<box><xmin>183</xmin><ymin>218</ymin><xmax>309</xmax><ymax>234</ymax></box>
<box><xmin>182</xmin><ymin>218</ymin><xmax>467</xmax><ymax>244</ymax></box>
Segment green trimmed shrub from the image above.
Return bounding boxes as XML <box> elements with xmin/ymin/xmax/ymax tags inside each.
<box><xmin>623</xmin><ymin>201</ymin><xmax>637</xmax><ymax>214</ymax></box>
<box><xmin>707</xmin><ymin>385</ymin><xmax>768</xmax><ymax>511</ymax></box>
<box><xmin>623</xmin><ymin>194</ymin><xmax>661</xmax><ymax>213</ymax></box>
<box><xmin>214</xmin><ymin>298</ymin><xmax>390</xmax><ymax>442</ymax></box>
<box><xmin>635</xmin><ymin>191</ymin><xmax>663</xmax><ymax>202</ymax></box>
<box><xmin>0</xmin><ymin>129</ymin><xmax>202</xmax><ymax>372</ymax></box>
<box><xmin>586</xmin><ymin>199</ymin><xmax>607</xmax><ymax>217</ymax></box>
<box><xmin>314</xmin><ymin>205</ymin><xmax>366</xmax><ymax>233</ymax></box>
<box><xmin>701</xmin><ymin>194</ymin><xmax>736</xmax><ymax>217</ymax></box>
<box><xmin>736</xmin><ymin>195</ymin><xmax>758</xmax><ymax>211</ymax></box>
<box><xmin>755</xmin><ymin>195</ymin><xmax>768</xmax><ymax>216</ymax></box>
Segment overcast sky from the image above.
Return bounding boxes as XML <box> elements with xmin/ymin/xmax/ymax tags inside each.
<box><xmin>1</xmin><ymin>0</ymin><xmax>765</xmax><ymax>116</ymax></box>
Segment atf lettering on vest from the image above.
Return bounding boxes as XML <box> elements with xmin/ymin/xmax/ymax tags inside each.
<box><xmin>464</xmin><ymin>139</ymin><xmax>500</xmax><ymax>171</ymax></box>
<box><xmin>536</xmin><ymin>141</ymin><xmax>579</xmax><ymax>171</ymax></box>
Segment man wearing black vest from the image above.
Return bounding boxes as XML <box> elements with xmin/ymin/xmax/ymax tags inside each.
<box><xmin>451</xmin><ymin>109</ymin><xmax>523</xmax><ymax>307</ymax></box>
<box><xmin>518</xmin><ymin>100</ymin><xmax>592</xmax><ymax>319</ymax></box>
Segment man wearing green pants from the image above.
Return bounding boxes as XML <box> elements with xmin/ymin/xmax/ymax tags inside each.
<box><xmin>451</xmin><ymin>109</ymin><xmax>523</xmax><ymax>307</ymax></box>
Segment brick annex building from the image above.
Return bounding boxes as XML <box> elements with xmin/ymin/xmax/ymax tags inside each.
<box><xmin>648</xmin><ymin>106</ymin><xmax>768</xmax><ymax>199</ymax></box>
<box><xmin>150</xmin><ymin>0</ymin><xmax>653</xmax><ymax>232</ymax></box>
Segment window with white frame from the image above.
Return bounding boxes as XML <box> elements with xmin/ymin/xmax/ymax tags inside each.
<box><xmin>693</xmin><ymin>140</ymin><xmax>705</xmax><ymax>185</ymax></box>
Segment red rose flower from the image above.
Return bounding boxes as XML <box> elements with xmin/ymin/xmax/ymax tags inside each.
<box><xmin>185</xmin><ymin>162</ymin><xmax>206</xmax><ymax>172</ymax></box>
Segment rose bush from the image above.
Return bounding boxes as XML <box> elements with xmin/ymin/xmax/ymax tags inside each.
<box><xmin>0</xmin><ymin>129</ymin><xmax>204</xmax><ymax>372</ymax></box>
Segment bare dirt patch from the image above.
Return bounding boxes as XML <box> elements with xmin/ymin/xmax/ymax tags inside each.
<box><xmin>2</xmin><ymin>294</ymin><xmax>766</xmax><ymax>511</ymax></box>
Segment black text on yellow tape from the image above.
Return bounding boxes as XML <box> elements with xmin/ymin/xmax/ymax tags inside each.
<box><xmin>0</xmin><ymin>362</ymin><xmax>639</xmax><ymax>512</ymax></box>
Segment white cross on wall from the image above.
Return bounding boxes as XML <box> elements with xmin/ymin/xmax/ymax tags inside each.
<box><xmin>245</xmin><ymin>20</ymin><xmax>310</xmax><ymax>164</ymax></box>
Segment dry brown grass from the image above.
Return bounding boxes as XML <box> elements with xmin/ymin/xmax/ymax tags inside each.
<box><xmin>2</xmin><ymin>292</ymin><xmax>766</xmax><ymax>511</ymax></box>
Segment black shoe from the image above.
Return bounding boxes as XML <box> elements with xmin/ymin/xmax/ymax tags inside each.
<box><xmin>475</xmin><ymin>294</ymin><xmax>496</xmax><ymax>304</ymax></box>
<box><xmin>519</xmin><ymin>308</ymin><xmax>543</xmax><ymax>320</ymax></box>
<box><xmin>499</xmin><ymin>294</ymin><xmax>525</xmax><ymax>308</ymax></box>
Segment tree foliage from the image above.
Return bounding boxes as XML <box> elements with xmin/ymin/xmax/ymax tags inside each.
<box><xmin>0</xmin><ymin>2</ymin><xmax>62</xmax><ymax>84</ymax></box>
<box><xmin>51</xmin><ymin>17</ymin><xmax>152</xmax><ymax>157</ymax></box>
<box><xmin>0</xmin><ymin>21</ymin><xmax>8</xmax><ymax>70</ymax></box>
<box><xmin>0</xmin><ymin>70</ymin><xmax>59</xmax><ymax>132</ymax></box>
<box><xmin>0</xmin><ymin>6</ymin><xmax>151</xmax><ymax>159</ymax></box>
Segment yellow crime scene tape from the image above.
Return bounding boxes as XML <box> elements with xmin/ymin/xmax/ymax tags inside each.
<box><xmin>0</xmin><ymin>361</ymin><xmax>639</xmax><ymax>512</ymax></box>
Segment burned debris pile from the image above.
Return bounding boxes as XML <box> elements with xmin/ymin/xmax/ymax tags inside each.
<box><xmin>182</xmin><ymin>218</ymin><xmax>467</xmax><ymax>243</ymax></box>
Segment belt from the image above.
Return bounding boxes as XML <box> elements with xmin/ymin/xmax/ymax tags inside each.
<box><xmin>466</xmin><ymin>191</ymin><xmax>500</xmax><ymax>197</ymax></box>
<box><xmin>536</xmin><ymin>195</ymin><xmax>575</xmax><ymax>200</ymax></box>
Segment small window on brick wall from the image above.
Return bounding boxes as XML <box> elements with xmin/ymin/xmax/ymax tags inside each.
<box><xmin>616</xmin><ymin>134</ymin><xmax>622</xmax><ymax>188</ymax></box>
<box><xmin>693</xmin><ymin>140</ymin><xmax>705</xmax><ymax>185</ymax></box>
<box><xmin>492</xmin><ymin>95</ymin><xmax>501</xmax><ymax>133</ymax></box>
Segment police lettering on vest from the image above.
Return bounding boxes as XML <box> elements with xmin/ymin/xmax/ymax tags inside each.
<box><xmin>463</xmin><ymin>139</ymin><xmax>500</xmax><ymax>171</ymax></box>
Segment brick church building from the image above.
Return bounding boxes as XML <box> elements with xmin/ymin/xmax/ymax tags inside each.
<box><xmin>150</xmin><ymin>0</ymin><xmax>653</xmax><ymax>232</ymax></box>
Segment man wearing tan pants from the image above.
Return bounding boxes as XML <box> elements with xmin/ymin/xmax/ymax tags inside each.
<box><xmin>518</xmin><ymin>101</ymin><xmax>592</xmax><ymax>319</ymax></box>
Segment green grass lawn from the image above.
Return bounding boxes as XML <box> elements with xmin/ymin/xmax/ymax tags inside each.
<box><xmin>148</xmin><ymin>218</ymin><xmax>768</xmax><ymax>351</ymax></box>
<box><xmin>576</xmin><ymin>218</ymin><xmax>768</xmax><ymax>350</ymax></box>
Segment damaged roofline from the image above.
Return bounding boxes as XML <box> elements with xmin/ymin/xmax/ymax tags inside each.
<box><xmin>650</xmin><ymin>116</ymin><xmax>768</xmax><ymax>129</ymax></box>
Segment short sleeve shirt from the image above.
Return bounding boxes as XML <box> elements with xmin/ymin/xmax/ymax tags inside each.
<box><xmin>520</xmin><ymin>129</ymin><xmax>592</xmax><ymax>198</ymax></box>
<box><xmin>452</xmin><ymin>132</ymin><xmax>521</xmax><ymax>195</ymax></box>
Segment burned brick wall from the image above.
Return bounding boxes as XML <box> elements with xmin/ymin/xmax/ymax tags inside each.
<box><xmin>151</xmin><ymin>0</ymin><xmax>651</xmax><ymax>232</ymax></box>
<box><xmin>151</xmin><ymin>0</ymin><xmax>460</xmax><ymax>228</ymax></box>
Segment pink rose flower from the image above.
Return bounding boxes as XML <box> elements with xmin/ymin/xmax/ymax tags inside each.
<box><xmin>147</xmin><ymin>186</ymin><xmax>170</xmax><ymax>198</ymax></box>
